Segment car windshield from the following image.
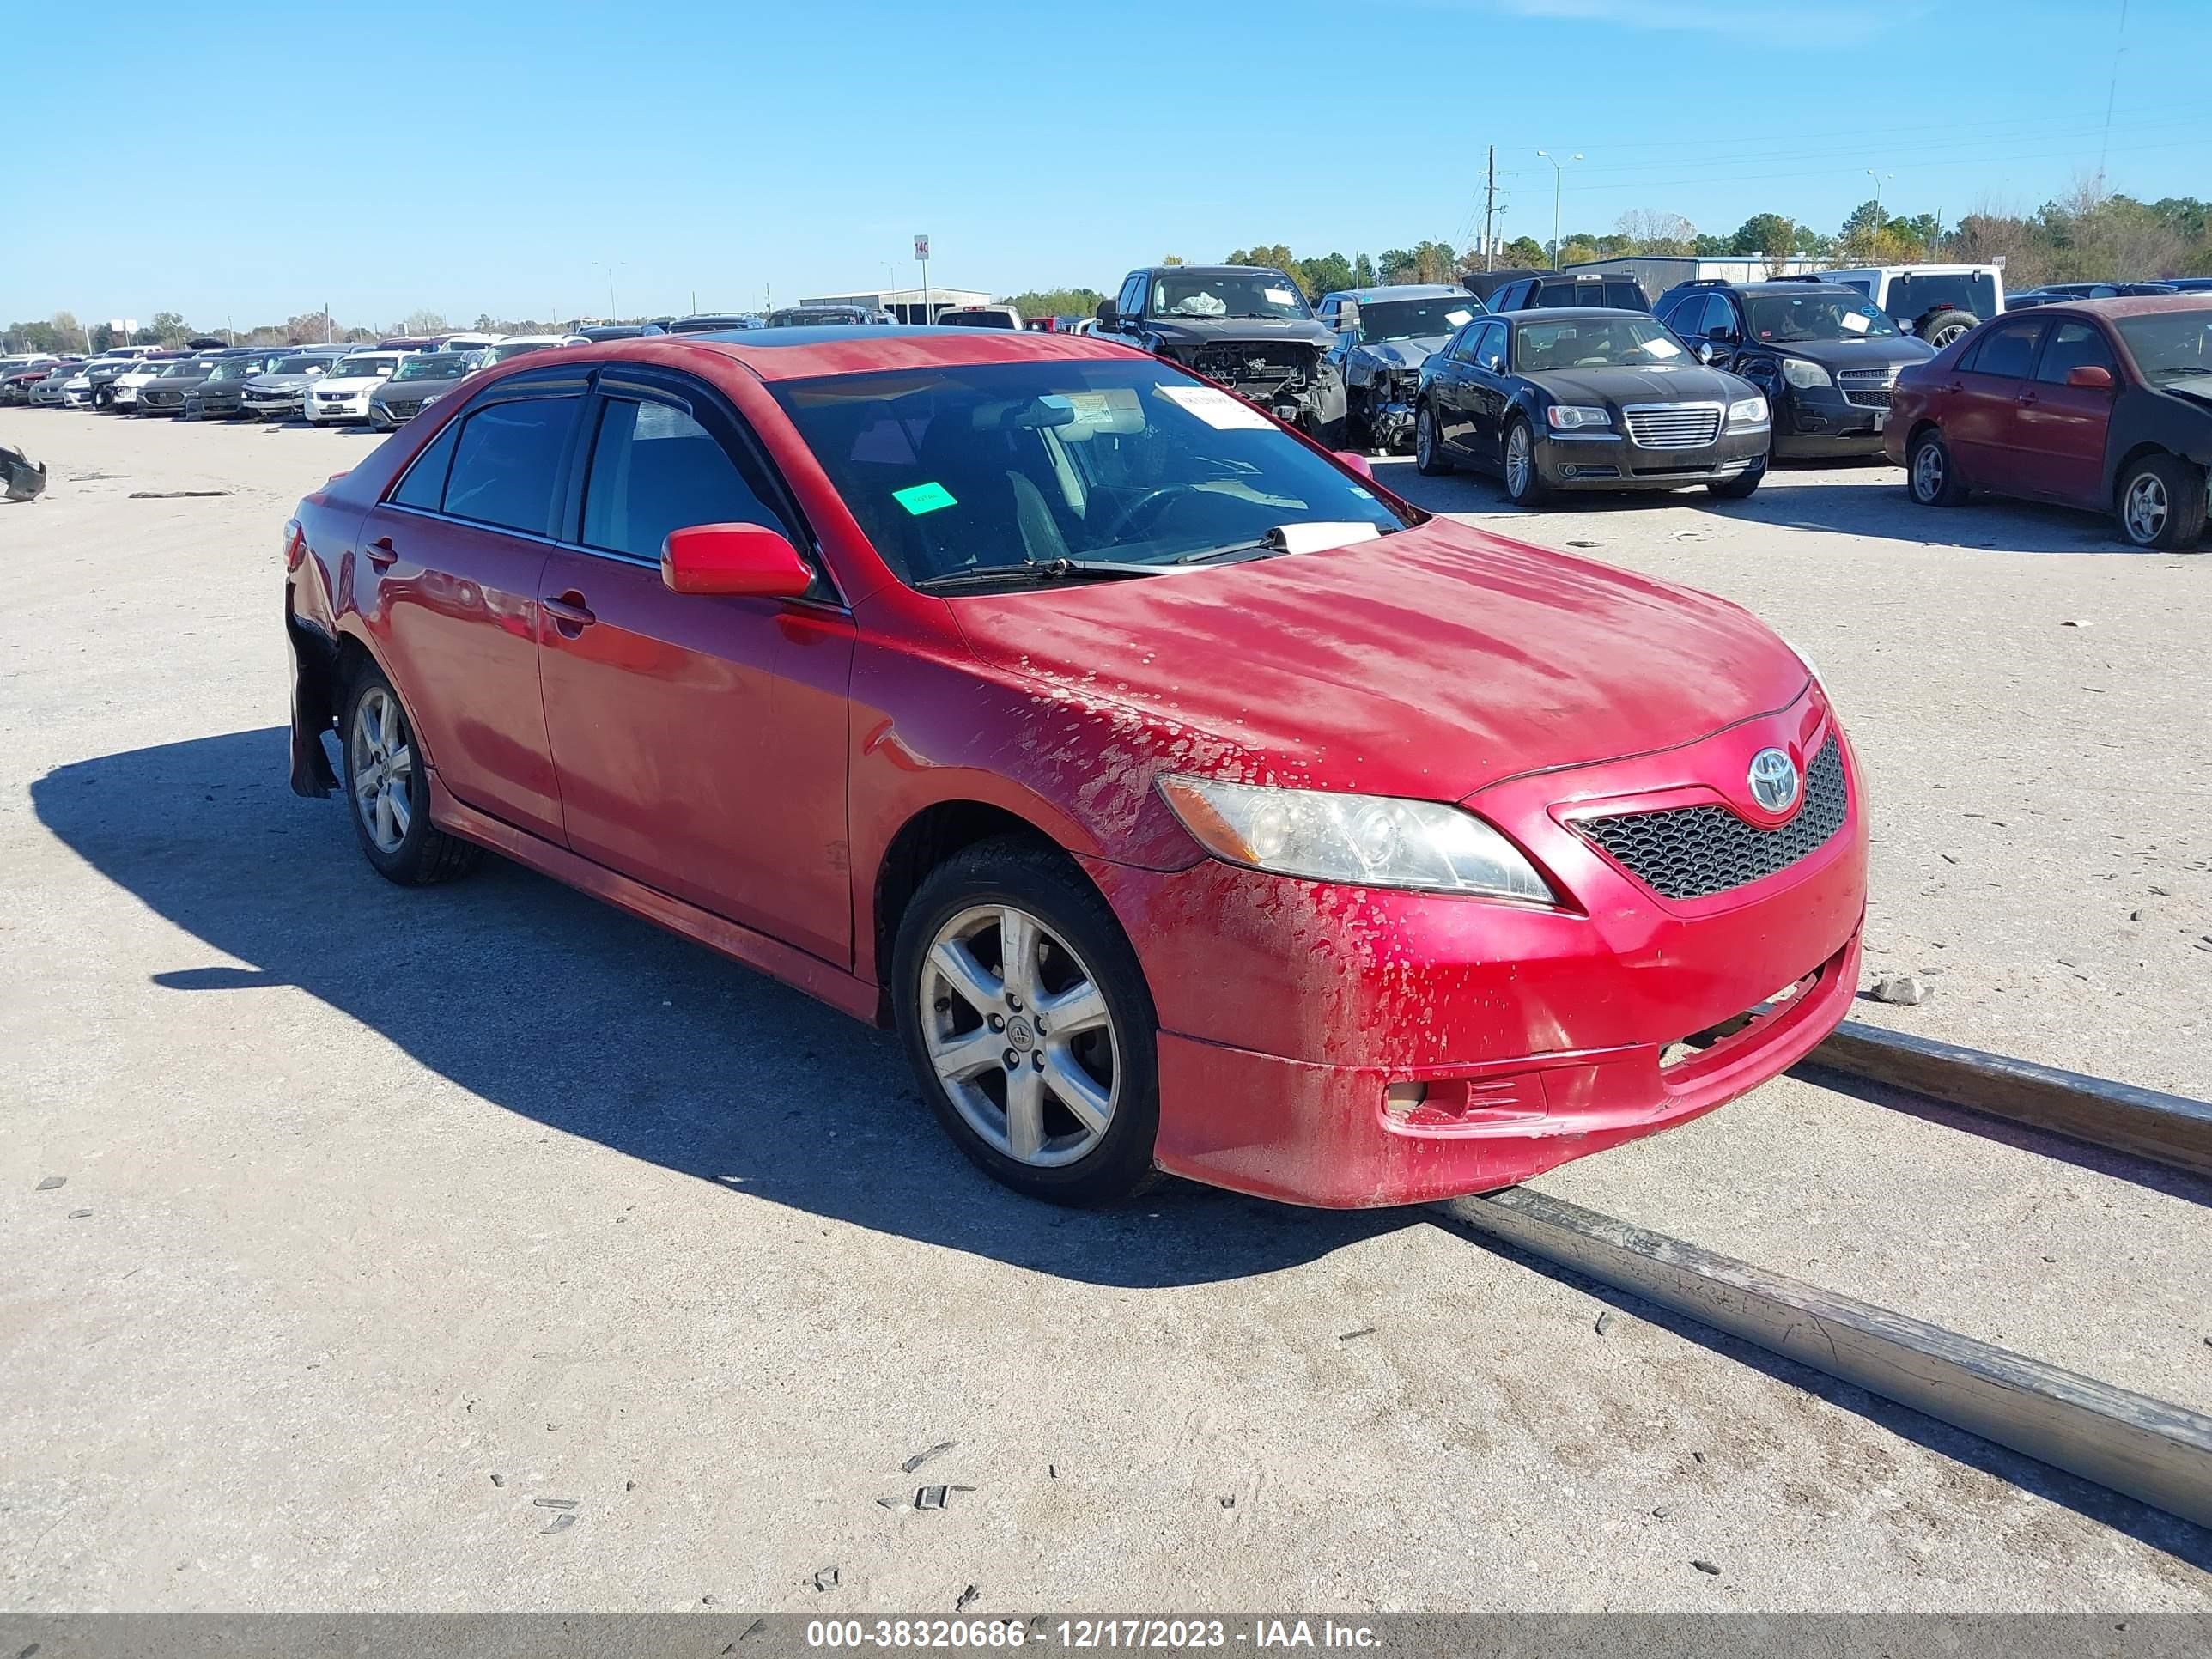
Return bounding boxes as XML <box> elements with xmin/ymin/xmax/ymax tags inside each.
<box><xmin>1515</xmin><ymin>316</ymin><xmax>1692</xmax><ymax>371</ymax></box>
<box><xmin>768</xmin><ymin>309</ymin><xmax>866</xmax><ymax>327</ymax></box>
<box><xmin>490</xmin><ymin>340</ymin><xmax>553</xmax><ymax>361</ymax></box>
<box><xmin>1355</xmin><ymin>297</ymin><xmax>1481</xmax><ymax>343</ymax></box>
<box><xmin>206</xmin><ymin>358</ymin><xmax>265</xmax><ymax>380</ymax></box>
<box><xmin>771</xmin><ymin>356</ymin><xmax>1410</xmax><ymax>586</ymax></box>
<box><xmin>392</xmin><ymin>356</ymin><xmax>471</xmax><ymax>381</ymax></box>
<box><xmin>1745</xmin><ymin>290</ymin><xmax>1901</xmax><ymax>343</ymax></box>
<box><xmin>1152</xmin><ymin>274</ymin><xmax>1310</xmax><ymax>320</ymax></box>
<box><xmin>161</xmin><ymin>360</ymin><xmax>206</xmax><ymax>377</ymax></box>
<box><xmin>336</xmin><ymin>356</ymin><xmax>399</xmax><ymax>377</ymax></box>
<box><xmin>270</xmin><ymin>356</ymin><xmax>325</xmax><ymax>374</ymax></box>
<box><xmin>2113</xmin><ymin>310</ymin><xmax>2212</xmax><ymax>380</ymax></box>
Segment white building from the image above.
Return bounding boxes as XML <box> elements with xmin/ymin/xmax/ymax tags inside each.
<box><xmin>1559</xmin><ymin>254</ymin><xmax>1831</xmax><ymax>294</ymax></box>
<box><xmin>799</xmin><ymin>286</ymin><xmax>994</xmax><ymax>325</ymax></box>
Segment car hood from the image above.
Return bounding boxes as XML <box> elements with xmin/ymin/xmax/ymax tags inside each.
<box><xmin>374</xmin><ymin>378</ymin><xmax>465</xmax><ymax>399</ymax></box>
<box><xmin>1360</xmin><ymin>335</ymin><xmax>1454</xmax><ymax>370</ymax></box>
<box><xmin>318</xmin><ymin>375</ymin><xmax>387</xmax><ymax>392</ymax></box>
<box><xmin>1146</xmin><ymin>316</ymin><xmax>1336</xmax><ymax>350</ymax></box>
<box><xmin>1528</xmin><ymin>363</ymin><xmax>1750</xmax><ymax>405</ymax></box>
<box><xmin>249</xmin><ymin>373</ymin><xmax>320</xmax><ymax>391</ymax></box>
<box><xmin>949</xmin><ymin>517</ymin><xmax>1809</xmax><ymax>801</ymax></box>
<box><xmin>1764</xmin><ymin>334</ymin><xmax>1936</xmax><ymax>369</ymax></box>
<box><xmin>148</xmin><ymin>374</ymin><xmax>214</xmax><ymax>390</ymax></box>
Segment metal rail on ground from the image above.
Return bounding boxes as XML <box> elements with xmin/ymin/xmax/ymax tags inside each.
<box><xmin>1437</xmin><ymin>1187</ymin><xmax>2212</xmax><ymax>1531</ymax></box>
<box><xmin>1805</xmin><ymin>1019</ymin><xmax>2212</xmax><ymax>1180</ymax></box>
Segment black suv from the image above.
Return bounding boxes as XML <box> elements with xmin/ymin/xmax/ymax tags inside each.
<box><xmin>1483</xmin><ymin>270</ymin><xmax>1650</xmax><ymax>314</ymax></box>
<box><xmin>1653</xmin><ymin>279</ymin><xmax>1935</xmax><ymax>458</ymax></box>
<box><xmin>1096</xmin><ymin>265</ymin><xmax>1346</xmax><ymax>438</ymax></box>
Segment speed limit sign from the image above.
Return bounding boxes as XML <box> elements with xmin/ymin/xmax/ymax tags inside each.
<box><xmin>914</xmin><ymin>234</ymin><xmax>930</xmax><ymax>261</ymax></box>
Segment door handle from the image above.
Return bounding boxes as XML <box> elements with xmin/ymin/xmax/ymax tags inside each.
<box><xmin>365</xmin><ymin>536</ymin><xmax>398</xmax><ymax>569</ymax></box>
<box><xmin>2017</xmin><ymin>392</ymin><xmax>2040</xmax><ymax>406</ymax></box>
<box><xmin>542</xmin><ymin>590</ymin><xmax>596</xmax><ymax>635</ymax></box>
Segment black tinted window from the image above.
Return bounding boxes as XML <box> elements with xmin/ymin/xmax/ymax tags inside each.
<box><xmin>441</xmin><ymin>397</ymin><xmax>577</xmax><ymax>533</ymax></box>
<box><xmin>1603</xmin><ymin>281</ymin><xmax>1647</xmax><ymax>311</ymax></box>
<box><xmin>1964</xmin><ymin>319</ymin><xmax>2043</xmax><ymax>380</ymax></box>
<box><xmin>1475</xmin><ymin>323</ymin><xmax>1508</xmax><ymax>371</ymax></box>
<box><xmin>391</xmin><ymin>420</ymin><xmax>459</xmax><ymax>510</ymax></box>
<box><xmin>2035</xmin><ymin>320</ymin><xmax>2117</xmax><ymax>384</ymax></box>
<box><xmin>581</xmin><ymin>398</ymin><xmax>789</xmax><ymax>561</ymax></box>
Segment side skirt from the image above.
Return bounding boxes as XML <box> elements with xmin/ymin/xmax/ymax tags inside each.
<box><xmin>428</xmin><ymin>774</ymin><xmax>884</xmax><ymax>1027</ymax></box>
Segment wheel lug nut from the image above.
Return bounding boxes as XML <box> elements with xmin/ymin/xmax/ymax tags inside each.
<box><xmin>1003</xmin><ymin>1050</ymin><xmax>1018</xmax><ymax>1070</ymax></box>
<box><xmin>934</xmin><ymin>999</ymin><xmax>951</xmax><ymax>1012</ymax></box>
<box><xmin>988</xmin><ymin>1014</ymin><xmax>1005</xmax><ymax>1031</ymax></box>
<box><xmin>1006</xmin><ymin>994</ymin><xmax>1022</xmax><ymax>1012</ymax></box>
<box><xmin>1031</xmin><ymin>1053</ymin><xmax>1044</xmax><ymax>1072</ymax></box>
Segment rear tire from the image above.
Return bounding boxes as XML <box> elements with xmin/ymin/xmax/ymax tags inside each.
<box><xmin>1414</xmin><ymin>404</ymin><xmax>1454</xmax><ymax>475</ymax></box>
<box><xmin>891</xmin><ymin>836</ymin><xmax>1161</xmax><ymax>1206</ymax></box>
<box><xmin>2116</xmin><ymin>453</ymin><xmax>2208</xmax><ymax>550</ymax></box>
<box><xmin>1907</xmin><ymin>429</ymin><xmax>1970</xmax><ymax>507</ymax></box>
<box><xmin>341</xmin><ymin>664</ymin><xmax>483</xmax><ymax>885</ymax></box>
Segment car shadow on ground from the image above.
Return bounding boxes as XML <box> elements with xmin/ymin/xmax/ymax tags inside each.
<box><xmin>1378</xmin><ymin>456</ymin><xmax>2185</xmax><ymax>558</ymax></box>
<box><xmin>32</xmin><ymin>727</ymin><xmax>1405</xmax><ymax>1291</ymax></box>
<box><xmin>34</xmin><ymin>726</ymin><xmax>2212</xmax><ymax>1564</ymax></box>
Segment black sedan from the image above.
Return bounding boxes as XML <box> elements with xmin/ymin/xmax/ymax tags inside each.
<box><xmin>1414</xmin><ymin>309</ymin><xmax>1771</xmax><ymax>504</ymax></box>
<box><xmin>368</xmin><ymin>351</ymin><xmax>479</xmax><ymax>428</ymax></box>
<box><xmin>134</xmin><ymin>354</ymin><xmax>223</xmax><ymax>416</ymax></box>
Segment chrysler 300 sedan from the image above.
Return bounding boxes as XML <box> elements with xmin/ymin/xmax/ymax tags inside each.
<box><xmin>283</xmin><ymin>329</ymin><xmax>1867</xmax><ymax>1208</ymax></box>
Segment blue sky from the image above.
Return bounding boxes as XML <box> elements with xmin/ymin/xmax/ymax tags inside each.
<box><xmin>8</xmin><ymin>0</ymin><xmax>2204</xmax><ymax>329</ymax></box>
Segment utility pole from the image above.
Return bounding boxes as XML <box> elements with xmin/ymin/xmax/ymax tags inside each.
<box><xmin>1482</xmin><ymin>146</ymin><xmax>1498</xmax><ymax>272</ymax></box>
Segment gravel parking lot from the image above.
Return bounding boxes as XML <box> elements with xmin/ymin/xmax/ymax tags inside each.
<box><xmin>3</xmin><ymin>408</ymin><xmax>2208</xmax><ymax>1613</ymax></box>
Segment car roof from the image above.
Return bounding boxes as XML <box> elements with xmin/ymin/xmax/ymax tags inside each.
<box><xmin>1145</xmin><ymin>264</ymin><xmax>1288</xmax><ymax>276</ymax></box>
<box><xmin>495</xmin><ymin>327</ymin><xmax>1153</xmax><ymax>385</ymax></box>
<box><xmin>1495</xmin><ymin>307</ymin><xmax>1652</xmax><ymax>323</ymax></box>
<box><xmin>1330</xmin><ymin>284</ymin><xmax>1470</xmax><ymax>303</ymax></box>
<box><xmin>2027</xmin><ymin>294</ymin><xmax>2212</xmax><ymax>319</ymax></box>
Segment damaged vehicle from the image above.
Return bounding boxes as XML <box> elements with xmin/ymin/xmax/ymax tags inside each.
<box><xmin>1096</xmin><ymin>265</ymin><xmax>1346</xmax><ymax>440</ymax></box>
<box><xmin>1318</xmin><ymin>284</ymin><xmax>1485</xmax><ymax>453</ymax></box>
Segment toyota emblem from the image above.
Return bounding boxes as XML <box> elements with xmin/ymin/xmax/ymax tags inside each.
<box><xmin>1748</xmin><ymin>748</ymin><xmax>1800</xmax><ymax>812</ymax></box>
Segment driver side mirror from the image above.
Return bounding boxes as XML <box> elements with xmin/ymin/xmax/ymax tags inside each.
<box><xmin>2066</xmin><ymin>364</ymin><xmax>2114</xmax><ymax>390</ymax></box>
<box><xmin>1334</xmin><ymin>451</ymin><xmax>1375</xmax><ymax>481</ymax></box>
<box><xmin>1694</xmin><ymin>341</ymin><xmax>1719</xmax><ymax>364</ymax></box>
<box><xmin>1705</xmin><ymin>324</ymin><xmax>1733</xmax><ymax>343</ymax></box>
<box><xmin>1094</xmin><ymin>301</ymin><xmax>1121</xmax><ymax>329</ymax></box>
<box><xmin>662</xmin><ymin>521</ymin><xmax>814</xmax><ymax>599</ymax></box>
<box><xmin>1334</xmin><ymin>301</ymin><xmax>1360</xmax><ymax>336</ymax></box>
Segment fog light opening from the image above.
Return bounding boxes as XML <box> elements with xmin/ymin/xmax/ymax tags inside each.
<box><xmin>1382</xmin><ymin>1081</ymin><xmax>1428</xmax><ymax>1119</ymax></box>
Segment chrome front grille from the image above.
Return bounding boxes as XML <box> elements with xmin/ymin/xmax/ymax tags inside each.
<box><xmin>1838</xmin><ymin>368</ymin><xmax>1898</xmax><ymax>409</ymax></box>
<box><xmin>1622</xmin><ymin>403</ymin><xmax>1723</xmax><ymax>449</ymax></box>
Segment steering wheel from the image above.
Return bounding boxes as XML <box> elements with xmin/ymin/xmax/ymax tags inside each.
<box><xmin>1097</xmin><ymin>482</ymin><xmax>1196</xmax><ymax>542</ymax></box>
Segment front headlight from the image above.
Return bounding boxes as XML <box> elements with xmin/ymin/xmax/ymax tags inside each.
<box><xmin>1779</xmin><ymin>635</ymin><xmax>1825</xmax><ymax>690</ymax></box>
<box><xmin>1547</xmin><ymin>404</ymin><xmax>1611</xmax><ymax>430</ymax></box>
<box><xmin>1727</xmin><ymin>394</ymin><xmax>1770</xmax><ymax>428</ymax></box>
<box><xmin>1780</xmin><ymin>358</ymin><xmax>1832</xmax><ymax>389</ymax></box>
<box><xmin>1158</xmin><ymin>776</ymin><xmax>1554</xmax><ymax>902</ymax></box>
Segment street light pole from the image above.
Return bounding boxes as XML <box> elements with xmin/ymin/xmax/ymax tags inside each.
<box><xmin>1536</xmin><ymin>149</ymin><xmax>1583</xmax><ymax>265</ymax></box>
<box><xmin>1867</xmin><ymin>167</ymin><xmax>1893</xmax><ymax>224</ymax></box>
<box><xmin>592</xmin><ymin>260</ymin><xmax>624</xmax><ymax>320</ymax></box>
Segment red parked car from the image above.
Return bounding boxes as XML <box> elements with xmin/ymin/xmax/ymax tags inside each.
<box><xmin>283</xmin><ymin>329</ymin><xmax>1867</xmax><ymax>1208</ymax></box>
<box><xmin>1889</xmin><ymin>294</ymin><xmax>2212</xmax><ymax>549</ymax></box>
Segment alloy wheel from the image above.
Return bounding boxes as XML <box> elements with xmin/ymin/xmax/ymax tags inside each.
<box><xmin>2124</xmin><ymin>472</ymin><xmax>2169</xmax><ymax>544</ymax></box>
<box><xmin>920</xmin><ymin>903</ymin><xmax>1118</xmax><ymax>1168</ymax></box>
<box><xmin>1416</xmin><ymin>409</ymin><xmax>1435</xmax><ymax>470</ymax></box>
<box><xmin>1506</xmin><ymin>424</ymin><xmax>1533</xmax><ymax>497</ymax></box>
<box><xmin>349</xmin><ymin>686</ymin><xmax>414</xmax><ymax>854</ymax></box>
<box><xmin>1912</xmin><ymin>441</ymin><xmax>1945</xmax><ymax>502</ymax></box>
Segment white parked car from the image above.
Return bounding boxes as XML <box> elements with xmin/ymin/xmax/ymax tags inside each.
<box><xmin>111</xmin><ymin>356</ymin><xmax>185</xmax><ymax>411</ymax></box>
<box><xmin>305</xmin><ymin>352</ymin><xmax>406</xmax><ymax>424</ymax></box>
<box><xmin>432</xmin><ymin>332</ymin><xmax>501</xmax><ymax>356</ymax></box>
<box><xmin>1819</xmin><ymin>264</ymin><xmax>2007</xmax><ymax>349</ymax></box>
<box><xmin>484</xmin><ymin>332</ymin><xmax>589</xmax><ymax>363</ymax></box>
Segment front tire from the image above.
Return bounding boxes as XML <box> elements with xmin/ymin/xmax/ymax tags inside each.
<box><xmin>892</xmin><ymin>836</ymin><xmax>1160</xmax><ymax>1206</ymax></box>
<box><xmin>2116</xmin><ymin>453</ymin><xmax>2208</xmax><ymax>550</ymax></box>
<box><xmin>1503</xmin><ymin>417</ymin><xmax>1550</xmax><ymax>507</ymax></box>
<box><xmin>1706</xmin><ymin>462</ymin><xmax>1765</xmax><ymax>500</ymax></box>
<box><xmin>1414</xmin><ymin>404</ymin><xmax>1454</xmax><ymax>475</ymax></box>
<box><xmin>341</xmin><ymin>665</ymin><xmax>482</xmax><ymax>885</ymax></box>
<box><xmin>1907</xmin><ymin>429</ymin><xmax>1970</xmax><ymax>507</ymax></box>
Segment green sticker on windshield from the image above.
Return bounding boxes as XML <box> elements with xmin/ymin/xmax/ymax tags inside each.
<box><xmin>894</xmin><ymin>481</ymin><xmax>957</xmax><ymax>516</ymax></box>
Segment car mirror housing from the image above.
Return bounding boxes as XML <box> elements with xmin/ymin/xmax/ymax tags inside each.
<box><xmin>1094</xmin><ymin>301</ymin><xmax>1120</xmax><ymax>327</ymax></box>
<box><xmin>2066</xmin><ymin>364</ymin><xmax>2114</xmax><ymax>390</ymax></box>
<box><xmin>661</xmin><ymin>521</ymin><xmax>814</xmax><ymax>599</ymax></box>
<box><xmin>1334</xmin><ymin>451</ymin><xmax>1376</xmax><ymax>481</ymax></box>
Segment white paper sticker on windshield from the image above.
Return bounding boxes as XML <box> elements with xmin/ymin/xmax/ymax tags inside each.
<box><xmin>1840</xmin><ymin>311</ymin><xmax>1870</xmax><ymax>333</ymax></box>
<box><xmin>1445</xmin><ymin>309</ymin><xmax>1474</xmax><ymax>328</ymax></box>
<box><xmin>1158</xmin><ymin>384</ymin><xmax>1273</xmax><ymax>430</ymax></box>
<box><xmin>1642</xmin><ymin>336</ymin><xmax>1683</xmax><ymax>359</ymax></box>
<box><xmin>1263</xmin><ymin>287</ymin><xmax>1297</xmax><ymax>306</ymax></box>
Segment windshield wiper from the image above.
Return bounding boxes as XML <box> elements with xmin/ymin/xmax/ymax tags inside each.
<box><xmin>913</xmin><ymin>558</ymin><xmax>1163</xmax><ymax>592</ymax></box>
<box><xmin>1176</xmin><ymin>538</ymin><xmax>1275</xmax><ymax>566</ymax></box>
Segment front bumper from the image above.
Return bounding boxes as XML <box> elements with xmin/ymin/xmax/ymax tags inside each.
<box><xmin>307</xmin><ymin>395</ymin><xmax>372</xmax><ymax>422</ymax></box>
<box><xmin>1536</xmin><ymin>423</ymin><xmax>1769</xmax><ymax>490</ymax></box>
<box><xmin>1086</xmin><ymin>690</ymin><xmax>1866</xmax><ymax>1207</ymax></box>
<box><xmin>245</xmin><ymin>392</ymin><xmax>304</xmax><ymax>418</ymax></box>
<box><xmin>137</xmin><ymin>391</ymin><xmax>190</xmax><ymax>415</ymax></box>
<box><xmin>193</xmin><ymin>393</ymin><xmax>246</xmax><ymax>416</ymax></box>
<box><xmin>1775</xmin><ymin>385</ymin><xmax>1890</xmax><ymax>457</ymax></box>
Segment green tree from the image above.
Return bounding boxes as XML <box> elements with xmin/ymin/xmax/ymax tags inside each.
<box><xmin>1352</xmin><ymin>253</ymin><xmax>1376</xmax><ymax>286</ymax></box>
<box><xmin>1227</xmin><ymin>244</ymin><xmax>1299</xmax><ymax>276</ymax></box>
<box><xmin>1557</xmin><ymin>236</ymin><xmax>1603</xmax><ymax>266</ymax></box>
<box><xmin>1296</xmin><ymin>252</ymin><xmax>1356</xmax><ymax>300</ymax></box>
<box><xmin>1730</xmin><ymin>213</ymin><xmax>1798</xmax><ymax>264</ymax></box>
<box><xmin>1499</xmin><ymin>235</ymin><xmax>1548</xmax><ymax>267</ymax></box>
<box><xmin>1006</xmin><ymin>287</ymin><xmax>1106</xmax><ymax>320</ymax></box>
<box><xmin>1161</xmin><ymin>254</ymin><xmax>1186</xmax><ymax>265</ymax></box>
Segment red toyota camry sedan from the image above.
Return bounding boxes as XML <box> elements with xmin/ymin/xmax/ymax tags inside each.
<box><xmin>283</xmin><ymin>328</ymin><xmax>1866</xmax><ymax>1208</ymax></box>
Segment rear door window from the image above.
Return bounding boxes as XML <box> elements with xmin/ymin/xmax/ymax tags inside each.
<box><xmin>441</xmin><ymin>397</ymin><xmax>580</xmax><ymax>534</ymax></box>
<box><xmin>1960</xmin><ymin>319</ymin><xmax>2044</xmax><ymax>380</ymax></box>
